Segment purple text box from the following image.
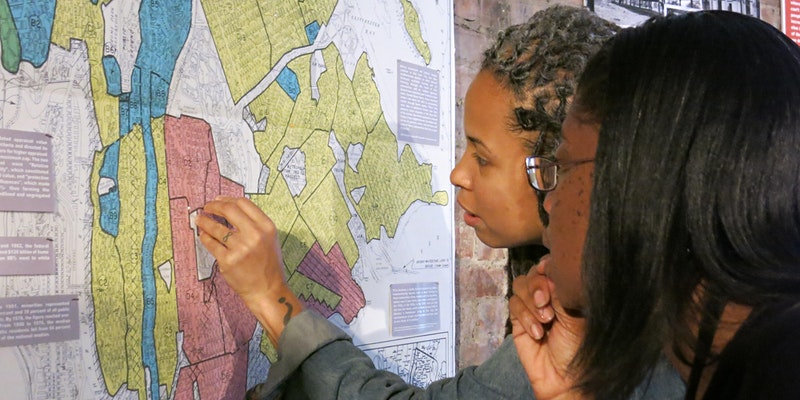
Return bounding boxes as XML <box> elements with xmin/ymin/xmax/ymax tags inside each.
<box><xmin>397</xmin><ymin>61</ymin><xmax>440</xmax><ymax>146</ymax></box>
<box><xmin>0</xmin><ymin>129</ymin><xmax>55</xmax><ymax>213</ymax></box>
<box><xmin>390</xmin><ymin>282</ymin><xmax>440</xmax><ymax>337</ymax></box>
<box><xmin>0</xmin><ymin>295</ymin><xmax>79</xmax><ymax>347</ymax></box>
<box><xmin>0</xmin><ymin>237</ymin><xmax>55</xmax><ymax>275</ymax></box>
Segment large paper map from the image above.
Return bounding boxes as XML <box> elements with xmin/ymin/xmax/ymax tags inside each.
<box><xmin>0</xmin><ymin>0</ymin><xmax>454</xmax><ymax>399</ymax></box>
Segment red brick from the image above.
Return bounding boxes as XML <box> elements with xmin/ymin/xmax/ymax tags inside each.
<box><xmin>454</xmin><ymin>0</ymin><xmax>481</xmax><ymax>22</ymax></box>
<box><xmin>459</xmin><ymin>266</ymin><xmax>507</xmax><ymax>298</ymax></box>
<box><xmin>477</xmin><ymin>241</ymin><xmax>505</xmax><ymax>261</ymax></box>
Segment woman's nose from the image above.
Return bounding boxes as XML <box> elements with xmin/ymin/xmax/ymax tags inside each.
<box><xmin>450</xmin><ymin>157</ymin><xmax>470</xmax><ymax>189</ymax></box>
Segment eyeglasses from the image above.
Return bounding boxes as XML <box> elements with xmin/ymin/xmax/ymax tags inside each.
<box><xmin>525</xmin><ymin>156</ymin><xmax>594</xmax><ymax>191</ymax></box>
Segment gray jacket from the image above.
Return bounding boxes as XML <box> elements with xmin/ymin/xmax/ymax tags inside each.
<box><xmin>246</xmin><ymin>310</ymin><xmax>685</xmax><ymax>400</ymax></box>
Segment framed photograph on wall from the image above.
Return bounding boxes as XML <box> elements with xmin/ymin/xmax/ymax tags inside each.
<box><xmin>591</xmin><ymin>0</ymin><xmax>761</xmax><ymax>27</ymax></box>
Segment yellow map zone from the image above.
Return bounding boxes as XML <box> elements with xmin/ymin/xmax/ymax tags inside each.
<box><xmin>90</xmin><ymin>119</ymin><xmax>178</xmax><ymax>400</ymax></box>
<box><xmin>345</xmin><ymin>116</ymin><xmax>448</xmax><ymax>240</ymax></box>
<box><xmin>299</xmin><ymin>170</ymin><xmax>357</xmax><ymax>264</ymax></box>
<box><xmin>216</xmin><ymin>0</ymin><xmax>445</xmax><ymax>357</ymax></box>
<box><xmin>150</xmin><ymin>118</ymin><xmax>180</xmax><ymax>383</ymax></box>
<box><xmin>263</xmin><ymin>57</ymin><xmax>339</xmax><ymax>204</ymax></box>
<box><xmin>331</xmin><ymin>50</ymin><xmax>375</xmax><ymax>151</ymax></box>
<box><xmin>51</xmin><ymin>0</ymin><xmax>120</xmax><ymax>148</ymax></box>
<box><xmin>278</xmin><ymin>212</ymin><xmax>342</xmax><ymax>309</ymax></box>
<box><xmin>250</xmin><ymin>46</ymin><xmax>339</xmax><ymax>172</ymax></box>
<box><xmin>248</xmin><ymin>22</ymin><xmax>445</xmax><ymax>254</ymax></box>
<box><xmin>251</xmin><ymin>45</ymin><xmax>382</xmax><ymax>198</ymax></box>
<box><xmin>201</xmin><ymin>0</ymin><xmax>336</xmax><ymax>103</ymax></box>
<box><xmin>288</xmin><ymin>267</ymin><xmax>341</xmax><ymax>310</ymax></box>
<box><xmin>251</xmin><ymin>167</ymin><xmax>351</xmax><ymax>297</ymax></box>
<box><xmin>351</xmin><ymin>53</ymin><xmax>383</xmax><ymax>133</ymax></box>
<box><xmin>401</xmin><ymin>0</ymin><xmax>431</xmax><ymax>65</ymax></box>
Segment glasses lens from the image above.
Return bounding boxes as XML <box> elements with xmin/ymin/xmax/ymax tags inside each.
<box><xmin>526</xmin><ymin>157</ymin><xmax>557</xmax><ymax>191</ymax></box>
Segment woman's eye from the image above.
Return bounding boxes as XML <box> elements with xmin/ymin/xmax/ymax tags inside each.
<box><xmin>472</xmin><ymin>153</ymin><xmax>488</xmax><ymax>166</ymax></box>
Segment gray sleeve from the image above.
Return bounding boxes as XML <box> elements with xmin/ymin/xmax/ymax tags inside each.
<box><xmin>292</xmin><ymin>333</ymin><xmax>535</xmax><ymax>400</ymax></box>
<box><xmin>424</xmin><ymin>336</ymin><xmax>536</xmax><ymax>400</ymax></box>
<box><xmin>247</xmin><ymin>310</ymin><xmax>536</xmax><ymax>400</ymax></box>
<box><xmin>245</xmin><ymin>310</ymin><xmax>351</xmax><ymax>399</ymax></box>
<box><xmin>244</xmin><ymin>310</ymin><xmax>685</xmax><ymax>400</ymax></box>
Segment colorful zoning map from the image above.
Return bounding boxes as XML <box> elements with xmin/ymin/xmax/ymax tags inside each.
<box><xmin>0</xmin><ymin>0</ymin><xmax>454</xmax><ymax>399</ymax></box>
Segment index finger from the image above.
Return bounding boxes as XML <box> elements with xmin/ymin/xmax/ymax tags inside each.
<box><xmin>509</xmin><ymin>294</ymin><xmax>544</xmax><ymax>340</ymax></box>
<box><xmin>534</xmin><ymin>254</ymin><xmax>551</xmax><ymax>275</ymax></box>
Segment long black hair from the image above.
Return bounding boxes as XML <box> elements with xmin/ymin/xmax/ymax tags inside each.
<box><xmin>572</xmin><ymin>11</ymin><xmax>800</xmax><ymax>399</ymax></box>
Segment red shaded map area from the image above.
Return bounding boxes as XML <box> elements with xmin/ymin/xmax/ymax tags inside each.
<box><xmin>295</xmin><ymin>242</ymin><xmax>366</xmax><ymax>323</ymax></box>
<box><xmin>164</xmin><ymin>115</ymin><xmax>255</xmax><ymax>400</ymax></box>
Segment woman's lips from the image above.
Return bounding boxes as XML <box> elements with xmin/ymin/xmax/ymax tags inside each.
<box><xmin>463</xmin><ymin>211</ymin><xmax>481</xmax><ymax>227</ymax></box>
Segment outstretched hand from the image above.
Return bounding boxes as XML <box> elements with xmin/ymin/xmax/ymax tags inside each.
<box><xmin>510</xmin><ymin>256</ymin><xmax>587</xmax><ymax>400</ymax></box>
<box><xmin>196</xmin><ymin>196</ymin><xmax>303</xmax><ymax>345</ymax></box>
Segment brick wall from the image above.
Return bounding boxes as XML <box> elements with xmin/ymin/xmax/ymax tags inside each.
<box><xmin>451</xmin><ymin>0</ymin><xmax>783</xmax><ymax>369</ymax></box>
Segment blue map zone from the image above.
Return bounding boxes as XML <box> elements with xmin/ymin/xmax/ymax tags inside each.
<box><xmin>3</xmin><ymin>0</ymin><xmax>56</xmax><ymax>72</ymax></box>
<box><xmin>305</xmin><ymin>20</ymin><xmax>320</xmax><ymax>44</ymax></box>
<box><xmin>103</xmin><ymin>55</ymin><xmax>122</xmax><ymax>96</ymax></box>
<box><xmin>277</xmin><ymin>67</ymin><xmax>301</xmax><ymax>101</ymax></box>
<box><xmin>98</xmin><ymin>141</ymin><xmax>120</xmax><ymax>237</ymax></box>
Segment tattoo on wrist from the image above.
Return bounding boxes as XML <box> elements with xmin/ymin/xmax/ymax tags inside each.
<box><xmin>278</xmin><ymin>297</ymin><xmax>293</xmax><ymax>326</ymax></box>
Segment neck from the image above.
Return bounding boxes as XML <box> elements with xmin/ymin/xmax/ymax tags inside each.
<box><xmin>666</xmin><ymin>300</ymin><xmax>752</xmax><ymax>399</ymax></box>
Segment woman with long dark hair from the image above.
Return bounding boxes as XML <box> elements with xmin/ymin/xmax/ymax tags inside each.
<box><xmin>514</xmin><ymin>10</ymin><xmax>800</xmax><ymax>400</ymax></box>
